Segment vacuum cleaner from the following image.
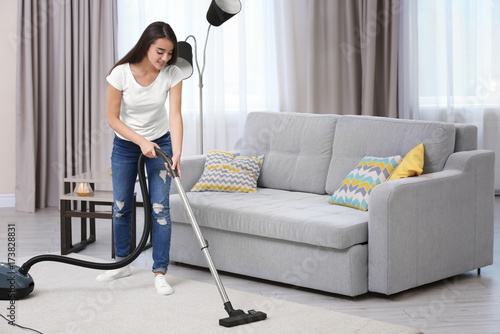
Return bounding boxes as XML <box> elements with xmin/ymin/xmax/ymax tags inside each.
<box><xmin>0</xmin><ymin>148</ymin><xmax>267</xmax><ymax>328</ymax></box>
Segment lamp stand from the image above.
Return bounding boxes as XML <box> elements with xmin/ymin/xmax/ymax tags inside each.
<box><xmin>186</xmin><ymin>25</ymin><xmax>212</xmax><ymax>155</ymax></box>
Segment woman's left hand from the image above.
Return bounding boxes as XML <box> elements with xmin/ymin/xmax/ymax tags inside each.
<box><xmin>166</xmin><ymin>155</ymin><xmax>181</xmax><ymax>180</ymax></box>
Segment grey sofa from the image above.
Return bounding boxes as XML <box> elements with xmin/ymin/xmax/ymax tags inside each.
<box><xmin>169</xmin><ymin>112</ymin><xmax>495</xmax><ymax>297</ymax></box>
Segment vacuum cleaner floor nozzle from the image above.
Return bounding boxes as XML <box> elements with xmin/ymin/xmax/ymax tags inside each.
<box><xmin>219</xmin><ymin>309</ymin><xmax>267</xmax><ymax>327</ymax></box>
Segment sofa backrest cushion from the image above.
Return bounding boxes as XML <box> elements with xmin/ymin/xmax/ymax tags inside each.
<box><xmin>454</xmin><ymin>124</ymin><xmax>477</xmax><ymax>152</ymax></box>
<box><xmin>237</xmin><ymin>112</ymin><xmax>340</xmax><ymax>194</ymax></box>
<box><xmin>325</xmin><ymin>116</ymin><xmax>456</xmax><ymax>194</ymax></box>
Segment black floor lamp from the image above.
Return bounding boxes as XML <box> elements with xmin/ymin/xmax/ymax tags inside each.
<box><xmin>181</xmin><ymin>0</ymin><xmax>242</xmax><ymax>154</ymax></box>
<box><xmin>176</xmin><ymin>41</ymin><xmax>194</xmax><ymax>81</ymax></box>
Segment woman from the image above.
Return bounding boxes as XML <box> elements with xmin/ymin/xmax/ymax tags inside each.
<box><xmin>96</xmin><ymin>21</ymin><xmax>183</xmax><ymax>295</ymax></box>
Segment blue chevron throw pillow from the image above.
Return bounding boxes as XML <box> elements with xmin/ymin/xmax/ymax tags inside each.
<box><xmin>192</xmin><ymin>150</ymin><xmax>264</xmax><ymax>193</ymax></box>
<box><xmin>329</xmin><ymin>155</ymin><xmax>402</xmax><ymax>211</ymax></box>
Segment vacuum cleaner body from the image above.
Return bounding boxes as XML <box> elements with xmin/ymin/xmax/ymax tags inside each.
<box><xmin>0</xmin><ymin>262</ymin><xmax>34</xmax><ymax>300</ymax></box>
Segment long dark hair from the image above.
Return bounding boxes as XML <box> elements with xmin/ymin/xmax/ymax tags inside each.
<box><xmin>111</xmin><ymin>21</ymin><xmax>178</xmax><ymax>72</ymax></box>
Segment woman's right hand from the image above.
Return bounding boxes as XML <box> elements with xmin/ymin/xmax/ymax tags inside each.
<box><xmin>140</xmin><ymin>140</ymin><xmax>160</xmax><ymax>158</ymax></box>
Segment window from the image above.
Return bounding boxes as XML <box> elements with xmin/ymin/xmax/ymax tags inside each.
<box><xmin>418</xmin><ymin>0</ymin><xmax>500</xmax><ymax>108</ymax></box>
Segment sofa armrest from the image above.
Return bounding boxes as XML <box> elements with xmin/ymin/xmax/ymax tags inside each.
<box><xmin>368</xmin><ymin>149</ymin><xmax>495</xmax><ymax>295</ymax></box>
<box><xmin>169</xmin><ymin>154</ymin><xmax>206</xmax><ymax>194</ymax></box>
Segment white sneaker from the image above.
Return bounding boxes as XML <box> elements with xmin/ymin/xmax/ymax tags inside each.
<box><xmin>96</xmin><ymin>266</ymin><xmax>131</xmax><ymax>282</ymax></box>
<box><xmin>155</xmin><ymin>274</ymin><xmax>174</xmax><ymax>295</ymax></box>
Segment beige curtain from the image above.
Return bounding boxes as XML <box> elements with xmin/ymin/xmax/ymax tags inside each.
<box><xmin>274</xmin><ymin>0</ymin><xmax>399</xmax><ymax>116</ymax></box>
<box><xmin>16</xmin><ymin>0</ymin><xmax>117</xmax><ymax>212</ymax></box>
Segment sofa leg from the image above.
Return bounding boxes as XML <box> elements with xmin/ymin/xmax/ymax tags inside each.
<box><xmin>478</xmin><ymin>268</ymin><xmax>481</xmax><ymax>275</ymax></box>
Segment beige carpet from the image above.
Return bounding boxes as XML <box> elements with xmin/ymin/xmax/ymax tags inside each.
<box><xmin>1</xmin><ymin>255</ymin><xmax>423</xmax><ymax>334</ymax></box>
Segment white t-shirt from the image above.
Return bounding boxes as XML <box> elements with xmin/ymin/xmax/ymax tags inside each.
<box><xmin>106</xmin><ymin>63</ymin><xmax>183</xmax><ymax>141</ymax></box>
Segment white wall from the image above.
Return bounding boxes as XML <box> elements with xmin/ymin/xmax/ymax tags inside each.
<box><xmin>0</xmin><ymin>0</ymin><xmax>18</xmax><ymax>206</ymax></box>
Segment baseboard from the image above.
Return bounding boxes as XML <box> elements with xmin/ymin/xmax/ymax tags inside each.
<box><xmin>0</xmin><ymin>194</ymin><xmax>15</xmax><ymax>208</ymax></box>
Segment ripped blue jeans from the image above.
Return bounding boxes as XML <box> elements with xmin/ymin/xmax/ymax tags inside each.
<box><xmin>111</xmin><ymin>132</ymin><xmax>172</xmax><ymax>274</ymax></box>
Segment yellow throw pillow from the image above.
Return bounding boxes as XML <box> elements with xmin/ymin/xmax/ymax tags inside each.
<box><xmin>387</xmin><ymin>144</ymin><xmax>424</xmax><ymax>181</ymax></box>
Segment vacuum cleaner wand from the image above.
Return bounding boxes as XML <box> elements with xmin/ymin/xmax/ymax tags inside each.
<box><xmin>155</xmin><ymin>148</ymin><xmax>267</xmax><ymax>327</ymax></box>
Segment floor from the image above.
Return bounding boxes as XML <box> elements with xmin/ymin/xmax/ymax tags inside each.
<box><xmin>1</xmin><ymin>197</ymin><xmax>499</xmax><ymax>334</ymax></box>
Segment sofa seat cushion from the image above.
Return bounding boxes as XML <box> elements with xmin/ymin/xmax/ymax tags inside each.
<box><xmin>170</xmin><ymin>188</ymin><xmax>369</xmax><ymax>250</ymax></box>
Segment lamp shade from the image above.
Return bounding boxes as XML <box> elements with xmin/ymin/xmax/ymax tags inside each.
<box><xmin>206</xmin><ymin>0</ymin><xmax>242</xmax><ymax>27</ymax></box>
<box><xmin>176</xmin><ymin>41</ymin><xmax>193</xmax><ymax>80</ymax></box>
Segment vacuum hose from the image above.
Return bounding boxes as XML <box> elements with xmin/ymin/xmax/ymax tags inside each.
<box><xmin>17</xmin><ymin>151</ymin><xmax>164</xmax><ymax>276</ymax></box>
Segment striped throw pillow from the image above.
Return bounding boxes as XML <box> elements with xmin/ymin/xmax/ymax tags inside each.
<box><xmin>329</xmin><ymin>155</ymin><xmax>402</xmax><ymax>211</ymax></box>
<box><xmin>191</xmin><ymin>150</ymin><xmax>264</xmax><ymax>193</ymax></box>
